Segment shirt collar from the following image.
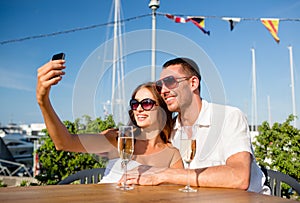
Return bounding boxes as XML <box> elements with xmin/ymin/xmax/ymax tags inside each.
<box><xmin>174</xmin><ymin>99</ymin><xmax>211</xmax><ymax>129</ymax></box>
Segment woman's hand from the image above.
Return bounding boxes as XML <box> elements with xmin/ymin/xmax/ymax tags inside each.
<box><xmin>36</xmin><ymin>60</ymin><xmax>66</xmax><ymax>105</ymax></box>
<box><xmin>119</xmin><ymin>165</ymin><xmax>167</xmax><ymax>186</ymax></box>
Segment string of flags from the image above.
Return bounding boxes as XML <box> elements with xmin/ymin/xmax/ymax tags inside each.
<box><xmin>1</xmin><ymin>12</ymin><xmax>299</xmax><ymax>45</ymax></box>
<box><xmin>163</xmin><ymin>13</ymin><xmax>297</xmax><ymax>44</ymax></box>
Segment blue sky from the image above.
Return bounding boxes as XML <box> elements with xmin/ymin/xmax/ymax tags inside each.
<box><xmin>0</xmin><ymin>0</ymin><xmax>299</xmax><ymax>128</ymax></box>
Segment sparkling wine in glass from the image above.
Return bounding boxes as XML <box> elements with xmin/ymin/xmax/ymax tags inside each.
<box><xmin>179</xmin><ymin>126</ymin><xmax>197</xmax><ymax>192</ymax></box>
<box><xmin>117</xmin><ymin>126</ymin><xmax>134</xmax><ymax>190</ymax></box>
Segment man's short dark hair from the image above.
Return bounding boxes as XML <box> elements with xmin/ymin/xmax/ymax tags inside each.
<box><xmin>162</xmin><ymin>57</ymin><xmax>201</xmax><ymax>92</ymax></box>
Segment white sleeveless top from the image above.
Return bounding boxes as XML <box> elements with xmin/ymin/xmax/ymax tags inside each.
<box><xmin>100</xmin><ymin>145</ymin><xmax>181</xmax><ymax>183</ymax></box>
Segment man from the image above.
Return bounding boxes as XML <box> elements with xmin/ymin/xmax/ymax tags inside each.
<box><xmin>126</xmin><ymin>57</ymin><xmax>269</xmax><ymax>194</ymax></box>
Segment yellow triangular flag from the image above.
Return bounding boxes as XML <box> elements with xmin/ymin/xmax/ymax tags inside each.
<box><xmin>261</xmin><ymin>18</ymin><xmax>280</xmax><ymax>43</ymax></box>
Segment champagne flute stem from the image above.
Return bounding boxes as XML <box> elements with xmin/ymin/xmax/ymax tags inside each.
<box><xmin>187</xmin><ymin>163</ymin><xmax>190</xmax><ymax>189</ymax></box>
<box><xmin>124</xmin><ymin>161</ymin><xmax>127</xmax><ymax>188</ymax></box>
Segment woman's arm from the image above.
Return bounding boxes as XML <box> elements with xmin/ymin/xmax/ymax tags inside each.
<box><xmin>36</xmin><ymin>60</ymin><xmax>116</xmax><ymax>153</ymax></box>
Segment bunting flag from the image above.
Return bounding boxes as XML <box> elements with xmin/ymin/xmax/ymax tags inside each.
<box><xmin>261</xmin><ymin>18</ymin><xmax>280</xmax><ymax>43</ymax></box>
<box><xmin>165</xmin><ymin>14</ymin><xmax>188</xmax><ymax>23</ymax></box>
<box><xmin>188</xmin><ymin>17</ymin><xmax>210</xmax><ymax>35</ymax></box>
<box><xmin>165</xmin><ymin>14</ymin><xmax>283</xmax><ymax>42</ymax></box>
<box><xmin>165</xmin><ymin>14</ymin><xmax>210</xmax><ymax>36</ymax></box>
<box><xmin>222</xmin><ymin>17</ymin><xmax>241</xmax><ymax>31</ymax></box>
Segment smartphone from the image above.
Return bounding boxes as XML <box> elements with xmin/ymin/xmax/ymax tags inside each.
<box><xmin>52</xmin><ymin>52</ymin><xmax>65</xmax><ymax>61</ymax></box>
<box><xmin>50</xmin><ymin>53</ymin><xmax>65</xmax><ymax>80</ymax></box>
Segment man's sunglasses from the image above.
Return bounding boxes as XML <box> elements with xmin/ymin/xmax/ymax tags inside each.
<box><xmin>130</xmin><ymin>98</ymin><xmax>157</xmax><ymax>111</ymax></box>
<box><xmin>155</xmin><ymin>75</ymin><xmax>190</xmax><ymax>93</ymax></box>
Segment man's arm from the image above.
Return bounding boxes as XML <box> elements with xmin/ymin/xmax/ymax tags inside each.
<box><xmin>126</xmin><ymin>151</ymin><xmax>251</xmax><ymax>190</ymax></box>
<box><xmin>192</xmin><ymin>151</ymin><xmax>250</xmax><ymax>189</ymax></box>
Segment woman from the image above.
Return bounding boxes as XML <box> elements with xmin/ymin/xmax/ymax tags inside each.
<box><xmin>36</xmin><ymin>58</ymin><xmax>183</xmax><ymax>183</ymax></box>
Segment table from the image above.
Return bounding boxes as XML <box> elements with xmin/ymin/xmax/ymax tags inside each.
<box><xmin>0</xmin><ymin>184</ymin><xmax>297</xmax><ymax>203</ymax></box>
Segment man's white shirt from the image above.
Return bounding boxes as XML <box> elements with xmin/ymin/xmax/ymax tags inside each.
<box><xmin>171</xmin><ymin>100</ymin><xmax>269</xmax><ymax>194</ymax></box>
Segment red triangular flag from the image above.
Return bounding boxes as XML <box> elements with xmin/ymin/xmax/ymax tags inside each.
<box><xmin>165</xmin><ymin>14</ymin><xmax>188</xmax><ymax>23</ymax></box>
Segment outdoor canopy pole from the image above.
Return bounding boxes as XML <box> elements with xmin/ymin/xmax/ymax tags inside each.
<box><xmin>149</xmin><ymin>0</ymin><xmax>160</xmax><ymax>81</ymax></box>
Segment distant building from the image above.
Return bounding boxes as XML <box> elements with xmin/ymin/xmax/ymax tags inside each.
<box><xmin>0</xmin><ymin>123</ymin><xmax>46</xmax><ymax>138</ymax></box>
<box><xmin>20</xmin><ymin>123</ymin><xmax>46</xmax><ymax>136</ymax></box>
<box><xmin>0</xmin><ymin>123</ymin><xmax>25</xmax><ymax>137</ymax></box>
<box><xmin>249</xmin><ymin>125</ymin><xmax>260</xmax><ymax>144</ymax></box>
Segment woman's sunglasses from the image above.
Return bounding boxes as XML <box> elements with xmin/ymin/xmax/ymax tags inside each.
<box><xmin>130</xmin><ymin>98</ymin><xmax>157</xmax><ymax>111</ymax></box>
<box><xmin>155</xmin><ymin>75</ymin><xmax>190</xmax><ymax>93</ymax></box>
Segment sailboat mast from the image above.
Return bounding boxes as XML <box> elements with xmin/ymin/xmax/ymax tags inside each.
<box><xmin>251</xmin><ymin>48</ymin><xmax>258</xmax><ymax>131</ymax></box>
<box><xmin>111</xmin><ymin>0</ymin><xmax>125</xmax><ymax>123</ymax></box>
<box><xmin>288</xmin><ymin>46</ymin><xmax>297</xmax><ymax>128</ymax></box>
<box><xmin>267</xmin><ymin>95</ymin><xmax>272</xmax><ymax>126</ymax></box>
<box><xmin>111</xmin><ymin>0</ymin><xmax>118</xmax><ymax>115</ymax></box>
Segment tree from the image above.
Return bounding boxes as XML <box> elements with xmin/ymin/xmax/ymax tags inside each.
<box><xmin>35</xmin><ymin>115</ymin><xmax>116</xmax><ymax>185</ymax></box>
<box><xmin>253</xmin><ymin>115</ymin><xmax>299</xmax><ymax>197</ymax></box>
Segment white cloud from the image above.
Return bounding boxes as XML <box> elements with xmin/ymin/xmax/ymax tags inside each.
<box><xmin>0</xmin><ymin>68</ymin><xmax>35</xmax><ymax>91</ymax></box>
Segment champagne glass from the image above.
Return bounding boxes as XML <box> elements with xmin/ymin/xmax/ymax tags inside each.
<box><xmin>117</xmin><ymin>126</ymin><xmax>134</xmax><ymax>190</ymax></box>
<box><xmin>178</xmin><ymin>126</ymin><xmax>197</xmax><ymax>192</ymax></box>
